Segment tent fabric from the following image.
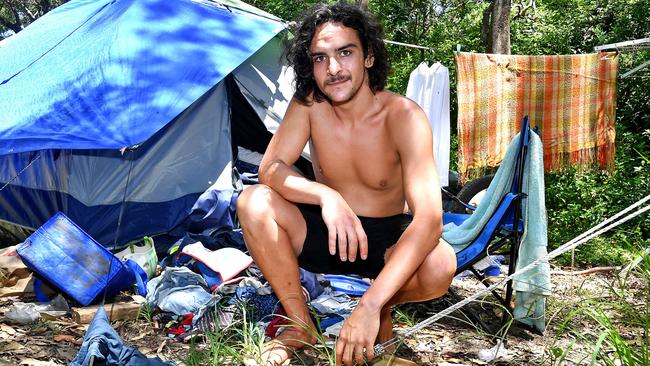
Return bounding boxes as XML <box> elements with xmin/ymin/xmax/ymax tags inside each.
<box><xmin>233</xmin><ymin>36</ymin><xmax>313</xmax><ymax>161</ymax></box>
<box><xmin>0</xmin><ymin>0</ymin><xmax>285</xmax><ymax>155</ymax></box>
<box><xmin>0</xmin><ymin>0</ymin><xmax>291</xmax><ymax>247</ymax></box>
<box><xmin>0</xmin><ymin>83</ymin><xmax>233</xmax><ymax>246</ymax></box>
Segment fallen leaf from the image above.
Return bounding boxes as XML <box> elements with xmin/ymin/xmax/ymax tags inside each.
<box><xmin>53</xmin><ymin>334</ymin><xmax>77</xmax><ymax>344</ymax></box>
<box><xmin>0</xmin><ymin>341</ymin><xmax>25</xmax><ymax>352</ymax></box>
<box><xmin>56</xmin><ymin>346</ymin><xmax>79</xmax><ymax>361</ymax></box>
<box><xmin>157</xmin><ymin>339</ymin><xmax>168</xmax><ymax>354</ymax></box>
<box><xmin>19</xmin><ymin>358</ymin><xmax>58</xmax><ymax>366</ymax></box>
<box><xmin>31</xmin><ymin>327</ymin><xmax>47</xmax><ymax>335</ymax></box>
<box><xmin>131</xmin><ymin>332</ymin><xmax>149</xmax><ymax>341</ymax></box>
<box><xmin>0</xmin><ymin>323</ymin><xmax>16</xmax><ymax>335</ymax></box>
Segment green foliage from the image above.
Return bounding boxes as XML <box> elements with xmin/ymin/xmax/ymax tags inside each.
<box><xmin>243</xmin><ymin>0</ymin><xmax>327</xmax><ymax>24</ymax></box>
<box><xmin>137</xmin><ymin>302</ymin><xmax>153</xmax><ymax>324</ymax></box>
<box><xmin>186</xmin><ymin>304</ymin><xmax>263</xmax><ymax>365</ymax></box>
<box><xmin>372</xmin><ymin>0</ymin><xmax>488</xmax><ymax>126</ymax></box>
<box><xmin>546</xmin><ymin>129</ymin><xmax>650</xmax><ymax>266</ymax></box>
<box><xmin>186</xmin><ymin>327</ymin><xmax>242</xmax><ymax>366</ymax></box>
<box><xmin>392</xmin><ymin>305</ymin><xmax>416</xmax><ymax>328</ymax></box>
<box><xmin>546</xmin><ymin>247</ymin><xmax>650</xmax><ymax>365</ymax></box>
<box><xmin>0</xmin><ymin>0</ymin><xmax>68</xmax><ymax>39</ymax></box>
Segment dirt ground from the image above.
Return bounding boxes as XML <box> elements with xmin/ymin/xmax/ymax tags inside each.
<box><xmin>0</xmin><ymin>267</ymin><xmax>641</xmax><ymax>366</ymax></box>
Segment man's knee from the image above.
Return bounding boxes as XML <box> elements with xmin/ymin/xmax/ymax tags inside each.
<box><xmin>433</xmin><ymin>241</ymin><xmax>457</xmax><ymax>284</ymax></box>
<box><xmin>237</xmin><ymin>184</ymin><xmax>278</xmax><ymax>227</ymax></box>
<box><xmin>419</xmin><ymin>242</ymin><xmax>456</xmax><ymax>292</ymax></box>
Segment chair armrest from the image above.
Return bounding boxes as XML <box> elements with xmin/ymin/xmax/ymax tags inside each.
<box><xmin>442</xmin><ymin>187</ymin><xmax>477</xmax><ymax>212</ymax></box>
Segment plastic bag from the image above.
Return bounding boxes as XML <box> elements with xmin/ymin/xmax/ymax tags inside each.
<box><xmin>115</xmin><ymin>236</ymin><xmax>158</xmax><ymax>279</ymax></box>
<box><xmin>5</xmin><ymin>294</ymin><xmax>69</xmax><ymax>324</ymax></box>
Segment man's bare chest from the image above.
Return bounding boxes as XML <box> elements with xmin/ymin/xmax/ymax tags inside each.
<box><xmin>309</xmin><ymin>122</ymin><xmax>401</xmax><ymax>191</ymax></box>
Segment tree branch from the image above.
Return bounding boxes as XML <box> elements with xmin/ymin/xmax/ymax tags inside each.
<box><xmin>512</xmin><ymin>0</ymin><xmax>536</xmax><ymax>21</ymax></box>
<box><xmin>0</xmin><ymin>12</ymin><xmax>22</xmax><ymax>33</ymax></box>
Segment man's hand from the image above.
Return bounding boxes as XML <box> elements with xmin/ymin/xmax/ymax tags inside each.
<box><xmin>335</xmin><ymin>302</ymin><xmax>380</xmax><ymax>365</ymax></box>
<box><xmin>320</xmin><ymin>191</ymin><xmax>368</xmax><ymax>262</ymax></box>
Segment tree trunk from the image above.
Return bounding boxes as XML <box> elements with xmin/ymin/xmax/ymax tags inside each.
<box><xmin>489</xmin><ymin>0</ymin><xmax>511</xmax><ymax>54</ymax></box>
<box><xmin>0</xmin><ymin>13</ymin><xmax>23</xmax><ymax>34</ymax></box>
<box><xmin>481</xmin><ymin>2</ymin><xmax>493</xmax><ymax>52</ymax></box>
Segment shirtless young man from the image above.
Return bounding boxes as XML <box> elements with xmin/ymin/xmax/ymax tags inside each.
<box><xmin>236</xmin><ymin>3</ymin><xmax>456</xmax><ymax>365</ymax></box>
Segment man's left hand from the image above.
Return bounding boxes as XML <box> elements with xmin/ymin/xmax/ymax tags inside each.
<box><xmin>335</xmin><ymin>302</ymin><xmax>380</xmax><ymax>365</ymax></box>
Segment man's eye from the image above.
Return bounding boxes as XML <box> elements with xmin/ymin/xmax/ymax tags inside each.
<box><xmin>340</xmin><ymin>50</ymin><xmax>351</xmax><ymax>57</ymax></box>
<box><xmin>313</xmin><ymin>56</ymin><xmax>325</xmax><ymax>63</ymax></box>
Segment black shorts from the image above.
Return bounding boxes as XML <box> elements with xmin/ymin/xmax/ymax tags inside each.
<box><xmin>296</xmin><ymin>204</ymin><xmax>412</xmax><ymax>278</ymax></box>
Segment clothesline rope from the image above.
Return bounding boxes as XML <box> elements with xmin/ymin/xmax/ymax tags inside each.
<box><xmin>374</xmin><ymin>193</ymin><xmax>650</xmax><ymax>356</ymax></box>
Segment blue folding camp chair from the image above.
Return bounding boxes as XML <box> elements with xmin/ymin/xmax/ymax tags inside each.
<box><xmin>441</xmin><ymin>115</ymin><xmax>538</xmax><ymax>335</ymax></box>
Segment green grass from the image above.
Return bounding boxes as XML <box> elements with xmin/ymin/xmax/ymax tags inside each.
<box><xmin>137</xmin><ymin>302</ymin><xmax>153</xmax><ymax>324</ymax></box>
<box><xmin>545</xmin><ymin>246</ymin><xmax>650</xmax><ymax>365</ymax></box>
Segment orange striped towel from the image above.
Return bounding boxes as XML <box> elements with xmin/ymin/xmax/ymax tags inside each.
<box><xmin>454</xmin><ymin>52</ymin><xmax>618</xmax><ymax>181</ymax></box>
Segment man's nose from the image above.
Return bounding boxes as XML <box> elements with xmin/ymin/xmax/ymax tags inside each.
<box><xmin>327</xmin><ymin>56</ymin><xmax>341</xmax><ymax>75</ymax></box>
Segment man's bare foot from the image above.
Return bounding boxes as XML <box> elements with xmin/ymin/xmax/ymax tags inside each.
<box><xmin>258</xmin><ymin>327</ymin><xmax>317</xmax><ymax>366</ymax></box>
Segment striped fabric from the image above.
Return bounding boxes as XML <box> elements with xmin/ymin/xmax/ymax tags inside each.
<box><xmin>454</xmin><ymin>52</ymin><xmax>618</xmax><ymax>181</ymax></box>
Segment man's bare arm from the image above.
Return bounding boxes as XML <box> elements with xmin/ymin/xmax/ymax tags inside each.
<box><xmin>335</xmin><ymin>99</ymin><xmax>442</xmax><ymax>364</ymax></box>
<box><xmin>363</xmin><ymin>99</ymin><xmax>443</xmax><ymax>309</ymax></box>
<box><xmin>259</xmin><ymin>98</ymin><xmax>336</xmax><ymax>205</ymax></box>
<box><xmin>259</xmin><ymin>99</ymin><xmax>368</xmax><ymax>261</ymax></box>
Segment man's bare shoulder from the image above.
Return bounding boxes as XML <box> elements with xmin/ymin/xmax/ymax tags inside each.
<box><xmin>291</xmin><ymin>94</ymin><xmax>334</xmax><ymax>116</ymax></box>
<box><xmin>379</xmin><ymin>90</ymin><xmax>429</xmax><ymax>129</ymax></box>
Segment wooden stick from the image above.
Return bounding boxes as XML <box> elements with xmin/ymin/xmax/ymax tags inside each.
<box><xmin>551</xmin><ymin>266</ymin><xmax>618</xmax><ymax>276</ymax></box>
<box><xmin>71</xmin><ymin>302</ymin><xmax>142</xmax><ymax>324</ymax></box>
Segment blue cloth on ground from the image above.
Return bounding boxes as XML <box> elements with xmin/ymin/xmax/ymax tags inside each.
<box><xmin>300</xmin><ymin>268</ymin><xmax>325</xmax><ymax>300</ymax></box>
<box><xmin>323</xmin><ymin>274</ymin><xmax>371</xmax><ymax>296</ymax></box>
<box><xmin>146</xmin><ymin>267</ymin><xmax>213</xmax><ymax>316</ymax></box>
<box><xmin>69</xmin><ymin>306</ymin><xmax>173</xmax><ymax>366</ymax></box>
<box><xmin>186</xmin><ymin>189</ymin><xmax>238</xmax><ymax>235</ymax></box>
<box><xmin>310</xmin><ymin>288</ymin><xmax>356</xmax><ymax>316</ymax></box>
<box><xmin>442</xmin><ymin>132</ymin><xmax>550</xmax><ymax>332</ymax></box>
<box><xmin>317</xmin><ymin>314</ymin><xmax>345</xmax><ymax>331</ymax></box>
<box><xmin>231</xmin><ymin>286</ymin><xmax>280</xmax><ymax>323</ymax></box>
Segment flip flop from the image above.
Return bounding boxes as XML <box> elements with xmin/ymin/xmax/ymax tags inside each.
<box><xmin>323</xmin><ymin>274</ymin><xmax>372</xmax><ymax>296</ymax></box>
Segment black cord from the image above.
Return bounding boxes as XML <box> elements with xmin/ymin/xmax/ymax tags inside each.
<box><xmin>0</xmin><ymin>153</ymin><xmax>41</xmax><ymax>193</ymax></box>
<box><xmin>101</xmin><ymin>147</ymin><xmax>136</xmax><ymax>313</ymax></box>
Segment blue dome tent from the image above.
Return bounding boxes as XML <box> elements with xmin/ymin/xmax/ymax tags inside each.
<box><xmin>0</xmin><ymin>0</ymin><xmax>298</xmax><ymax>248</ymax></box>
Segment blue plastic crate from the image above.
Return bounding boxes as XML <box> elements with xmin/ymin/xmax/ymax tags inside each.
<box><xmin>17</xmin><ymin>212</ymin><xmax>135</xmax><ymax>305</ymax></box>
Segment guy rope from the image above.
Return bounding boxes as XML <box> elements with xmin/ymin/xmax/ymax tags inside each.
<box><xmin>374</xmin><ymin>193</ymin><xmax>650</xmax><ymax>356</ymax></box>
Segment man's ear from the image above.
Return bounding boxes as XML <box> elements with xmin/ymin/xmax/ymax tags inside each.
<box><xmin>365</xmin><ymin>52</ymin><xmax>374</xmax><ymax>68</ymax></box>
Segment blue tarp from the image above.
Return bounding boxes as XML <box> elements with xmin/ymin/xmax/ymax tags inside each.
<box><xmin>0</xmin><ymin>0</ymin><xmax>284</xmax><ymax>155</ymax></box>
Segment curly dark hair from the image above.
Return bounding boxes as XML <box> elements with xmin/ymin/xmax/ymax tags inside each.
<box><xmin>285</xmin><ymin>2</ymin><xmax>390</xmax><ymax>104</ymax></box>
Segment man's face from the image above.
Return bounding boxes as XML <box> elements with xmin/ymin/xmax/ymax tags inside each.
<box><xmin>309</xmin><ymin>22</ymin><xmax>374</xmax><ymax>105</ymax></box>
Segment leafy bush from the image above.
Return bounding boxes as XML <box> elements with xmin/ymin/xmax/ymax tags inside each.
<box><xmin>546</xmin><ymin>128</ymin><xmax>650</xmax><ymax>266</ymax></box>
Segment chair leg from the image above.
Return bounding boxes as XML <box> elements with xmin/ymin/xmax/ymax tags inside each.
<box><xmin>498</xmin><ymin>278</ymin><xmax>515</xmax><ymax>340</ymax></box>
<box><xmin>469</xmin><ymin>267</ymin><xmax>511</xmax><ymax>310</ymax></box>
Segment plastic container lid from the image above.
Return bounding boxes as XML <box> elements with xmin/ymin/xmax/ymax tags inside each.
<box><xmin>482</xmin><ymin>264</ymin><xmax>501</xmax><ymax>277</ymax></box>
<box><xmin>323</xmin><ymin>275</ymin><xmax>371</xmax><ymax>296</ymax></box>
